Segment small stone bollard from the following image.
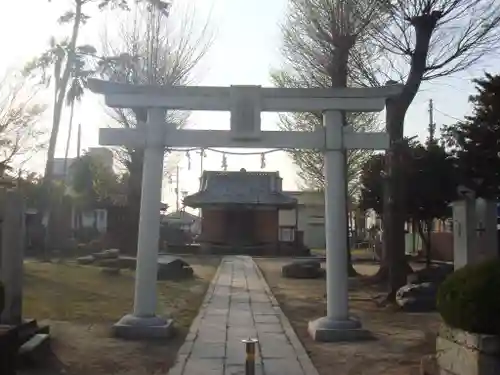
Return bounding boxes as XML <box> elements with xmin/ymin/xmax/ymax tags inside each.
<box><xmin>242</xmin><ymin>338</ymin><xmax>258</xmax><ymax>375</ymax></box>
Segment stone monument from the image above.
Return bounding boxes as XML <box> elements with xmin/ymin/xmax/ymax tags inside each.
<box><xmin>452</xmin><ymin>189</ymin><xmax>498</xmax><ymax>270</ymax></box>
<box><xmin>0</xmin><ymin>189</ymin><xmax>26</xmax><ymax>324</ymax></box>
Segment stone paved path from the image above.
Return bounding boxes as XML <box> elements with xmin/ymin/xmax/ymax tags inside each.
<box><xmin>169</xmin><ymin>256</ymin><xmax>318</xmax><ymax>375</ymax></box>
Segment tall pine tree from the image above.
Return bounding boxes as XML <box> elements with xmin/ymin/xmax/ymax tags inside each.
<box><xmin>444</xmin><ymin>73</ymin><xmax>500</xmax><ymax>200</ymax></box>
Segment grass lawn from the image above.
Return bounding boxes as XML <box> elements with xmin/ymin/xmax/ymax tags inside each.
<box><xmin>256</xmin><ymin>259</ymin><xmax>440</xmax><ymax>375</ymax></box>
<box><xmin>22</xmin><ymin>256</ymin><xmax>220</xmax><ymax>375</ymax></box>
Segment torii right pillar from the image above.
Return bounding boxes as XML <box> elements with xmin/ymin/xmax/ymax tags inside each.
<box><xmin>308</xmin><ymin>110</ymin><xmax>371</xmax><ymax>342</ymax></box>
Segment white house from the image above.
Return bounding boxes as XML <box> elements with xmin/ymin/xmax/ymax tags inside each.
<box><xmin>279</xmin><ymin>190</ymin><xmax>326</xmax><ymax>250</ymax></box>
<box><xmin>50</xmin><ymin>147</ymin><xmax>115</xmax><ymax>233</ymax></box>
<box><xmin>162</xmin><ymin>210</ymin><xmax>201</xmax><ymax>235</ymax></box>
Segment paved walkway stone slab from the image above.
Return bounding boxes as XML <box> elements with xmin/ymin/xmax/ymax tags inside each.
<box><xmin>169</xmin><ymin>256</ymin><xmax>319</xmax><ymax>375</ymax></box>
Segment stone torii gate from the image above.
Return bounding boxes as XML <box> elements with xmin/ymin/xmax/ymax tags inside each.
<box><xmin>88</xmin><ymin>78</ymin><xmax>402</xmax><ymax>341</ymax></box>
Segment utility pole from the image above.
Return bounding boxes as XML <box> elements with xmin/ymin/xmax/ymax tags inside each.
<box><xmin>175</xmin><ymin>165</ymin><xmax>180</xmax><ymax>212</ymax></box>
<box><xmin>77</xmin><ymin>123</ymin><xmax>82</xmax><ymax>158</ymax></box>
<box><xmin>200</xmin><ymin>151</ymin><xmax>204</xmax><ymax>179</ymax></box>
<box><xmin>428</xmin><ymin>99</ymin><xmax>436</xmax><ymax>143</ymax></box>
<box><xmin>198</xmin><ymin>148</ymin><xmax>205</xmax><ymax>189</ymax></box>
<box><xmin>197</xmin><ymin>148</ymin><xmax>205</xmax><ymax>217</ymax></box>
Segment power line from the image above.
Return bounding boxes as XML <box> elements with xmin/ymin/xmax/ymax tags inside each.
<box><xmin>433</xmin><ymin>106</ymin><xmax>463</xmax><ymax>122</ymax></box>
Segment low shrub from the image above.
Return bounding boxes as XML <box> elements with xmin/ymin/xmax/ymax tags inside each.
<box><xmin>436</xmin><ymin>259</ymin><xmax>500</xmax><ymax>335</ymax></box>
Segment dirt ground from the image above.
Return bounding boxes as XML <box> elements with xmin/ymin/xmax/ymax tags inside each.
<box><xmin>256</xmin><ymin>259</ymin><xmax>440</xmax><ymax>375</ymax></box>
<box><xmin>21</xmin><ymin>256</ymin><xmax>220</xmax><ymax>375</ymax></box>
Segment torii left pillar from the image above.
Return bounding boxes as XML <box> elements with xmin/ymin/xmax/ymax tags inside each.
<box><xmin>112</xmin><ymin>108</ymin><xmax>174</xmax><ymax>339</ymax></box>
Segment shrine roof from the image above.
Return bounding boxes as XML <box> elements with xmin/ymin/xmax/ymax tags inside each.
<box><xmin>183</xmin><ymin>170</ymin><xmax>297</xmax><ymax>208</ymax></box>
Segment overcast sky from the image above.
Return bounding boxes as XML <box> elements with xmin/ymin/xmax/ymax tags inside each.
<box><xmin>0</xmin><ymin>0</ymin><xmax>498</xmax><ymax>211</ymax></box>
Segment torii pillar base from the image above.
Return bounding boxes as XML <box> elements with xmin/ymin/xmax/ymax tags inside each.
<box><xmin>308</xmin><ymin>316</ymin><xmax>372</xmax><ymax>342</ymax></box>
<box><xmin>112</xmin><ymin>314</ymin><xmax>174</xmax><ymax>340</ymax></box>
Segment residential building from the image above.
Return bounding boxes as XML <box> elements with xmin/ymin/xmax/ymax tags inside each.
<box><xmin>279</xmin><ymin>190</ymin><xmax>326</xmax><ymax>250</ymax></box>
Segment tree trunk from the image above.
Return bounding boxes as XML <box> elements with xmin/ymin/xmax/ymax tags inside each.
<box><xmin>412</xmin><ymin>220</ymin><xmax>417</xmax><ymax>255</ymax></box>
<box><xmin>63</xmin><ymin>99</ymin><xmax>76</xmax><ymax>182</ymax></box>
<box><xmin>383</xmin><ymin>103</ymin><xmax>412</xmax><ymax>300</ymax></box>
<box><xmin>371</xmin><ymin>142</ymin><xmax>412</xmax><ymax>285</ymax></box>
<box><xmin>370</xmin><ymin>13</ymin><xmax>439</xmax><ymax>298</ymax></box>
<box><xmin>346</xmin><ymin>241</ymin><xmax>357</xmax><ymax>276</ymax></box>
<box><xmin>417</xmin><ymin>220</ymin><xmax>433</xmax><ymax>268</ymax></box>
<box><xmin>41</xmin><ymin>0</ymin><xmax>84</xmax><ymax>258</ymax></box>
<box><xmin>121</xmin><ymin>109</ymin><xmax>147</xmax><ymax>255</ymax></box>
<box><xmin>383</xmin><ymin>15</ymin><xmax>441</xmax><ymax>299</ymax></box>
<box><xmin>344</xmin><ymin>150</ymin><xmax>358</xmax><ymax>277</ymax></box>
<box><xmin>426</xmin><ymin>220</ymin><xmax>432</xmax><ymax>268</ymax></box>
<box><xmin>44</xmin><ymin>1</ymin><xmax>83</xmax><ymax>184</ymax></box>
<box><xmin>123</xmin><ymin>149</ymin><xmax>143</xmax><ymax>255</ymax></box>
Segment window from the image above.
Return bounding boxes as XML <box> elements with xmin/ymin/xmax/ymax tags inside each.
<box><xmin>445</xmin><ymin>219</ymin><xmax>453</xmax><ymax>232</ymax></box>
<box><xmin>97</xmin><ymin>209</ymin><xmax>106</xmax><ymax>221</ymax></box>
<box><xmin>279</xmin><ymin>227</ymin><xmax>295</xmax><ymax>242</ymax></box>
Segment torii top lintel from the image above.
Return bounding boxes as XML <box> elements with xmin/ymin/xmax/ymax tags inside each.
<box><xmin>87</xmin><ymin>79</ymin><xmax>402</xmax><ymax>112</ymax></box>
<box><xmin>88</xmin><ymin>79</ymin><xmax>403</xmax><ymax>151</ymax></box>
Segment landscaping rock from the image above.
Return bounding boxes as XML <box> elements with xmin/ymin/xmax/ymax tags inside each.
<box><xmin>93</xmin><ymin>248</ymin><xmax>120</xmax><ymax>260</ymax></box>
<box><xmin>410</xmin><ymin>264</ymin><xmax>454</xmax><ymax>285</ymax></box>
<box><xmin>76</xmin><ymin>255</ymin><xmax>95</xmax><ymax>265</ymax></box>
<box><xmin>298</xmin><ymin>259</ymin><xmax>321</xmax><ymax>268</ymax></box>
<box><xmin>86</xmin><ymin>239</ymin><xmax>104</xmax><ymax>253</ymax></box>
<box><xmin>396</xmin><ymin>282</ymin><xmax>438</xmax><ymax>312</ymax></box>
<box><xmin>281</xmin><ymin>260</ymin><xmax>324</xmax><ymax>279</ymax></box>
<box><xmin>157</xmin><ymin>256</ymin><xmax>194</xmax><ymax>281</ymax></box>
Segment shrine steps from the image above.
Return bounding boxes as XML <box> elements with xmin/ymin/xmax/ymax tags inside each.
<box><xmin>17</xmin><ymin>320</ymin><xmax>51</xmax><ymax>365</ymax></box>
<box><xmin>19</xmin><ymin>333</ymin><xmax>51</xmax><ymax>363</ymax></box>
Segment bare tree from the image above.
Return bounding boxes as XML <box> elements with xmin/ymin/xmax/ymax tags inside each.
<box><xmin>369</xmin><ymin>0</ymin><xmax>500</xmax><ymax>298</ymax></box>
<box><xmin>277</xmin><ymin>0</ymin><xmax>500</xmax><ymax>298</ymax></box>
<box><xmin>98</xmin><ymin>0</ymin><xmax>213</xmax><ymax>254</ymax></box>
<box><xmin>25</xmin><ymin>0</ymin><xmax>133</xmax><ymax>187</ymax></box>
<box><xmin>272</xmin><ymin>0</ymin><xmax>388</xmax><ymax>193</ymax></box>
<box><xmin>0</xmin><ymin>70</ymin><xmax>47</xmax><ymax>174</ymax></box>
<box><xmin>272</xmin><ymin>0</ymin><xmax>385</xmax><ymax>274</ymax></box>
<box><xmin>23</xmin><ymin>0</ymin><xmax>138</xmax><ymax>258</ymax></box>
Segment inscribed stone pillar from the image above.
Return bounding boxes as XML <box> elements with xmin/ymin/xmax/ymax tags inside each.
<box><xmin>474</xmin><ymin>198</ymin><xmax>498</xmax><ymax>263</ymax></box>
<box><xmin>452</xmin><ymin>199</ymin><xmax>476</xmax><ymax>270</ymax></box>
<box><xmin>0</xmin><ymin>189</ymin><xmax>26</xmax><ymax>325</ymax></box>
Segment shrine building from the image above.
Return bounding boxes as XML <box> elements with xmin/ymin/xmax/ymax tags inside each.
<box><xmin>183</xmin><ymin>169</ymin><xmax>309</xmax><ymax>256</ymax></box>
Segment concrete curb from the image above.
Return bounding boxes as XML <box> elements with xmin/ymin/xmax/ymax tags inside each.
<box><xmin>168</xmin><ymin>258</ymin><xmax>225</xmax><ymax>375</ymax></box>
<box><xmin>251</xmin><ymin>257</ymin><xmax>320</xmax><ymax>375</ymax></box>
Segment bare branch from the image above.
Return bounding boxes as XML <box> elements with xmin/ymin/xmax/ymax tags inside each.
<box><xmin>0</xmin><ymin>70</ymin><xmax>47</xmax><ymax>169</ymax></box>
<box><xmin>371</xmin><ymin>0</ymin><xmax>500</xmax><ymax>82</ymax></box>
<box><xmin>98</xmin><ymin>0</ymin><xmax>213</xmax><ymax>170</ymax></box>
<box><xmin>272</xmin><ymin>0</ymin><xmax>382</xmax><ymax>194</ymax></box>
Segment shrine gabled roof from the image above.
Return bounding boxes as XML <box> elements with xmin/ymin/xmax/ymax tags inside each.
<box><xmin>183</xmin><ymin>170</ymin><xmax>297</xmax><ymax>208</ymax></box>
